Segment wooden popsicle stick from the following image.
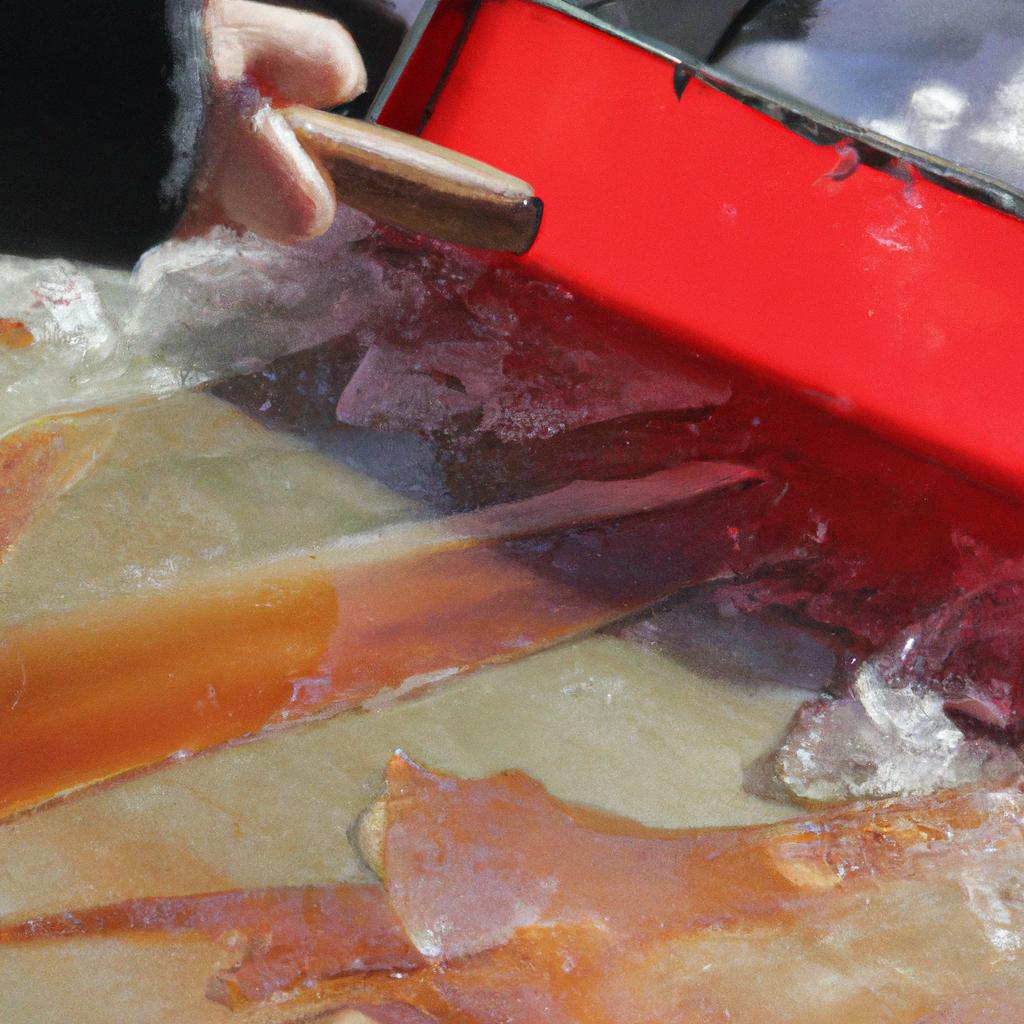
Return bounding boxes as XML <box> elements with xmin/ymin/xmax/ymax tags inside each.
<box><xmin>282</xmin><ymin>105</ymin><xmax>543</xmax><ymax>253</ymax></box>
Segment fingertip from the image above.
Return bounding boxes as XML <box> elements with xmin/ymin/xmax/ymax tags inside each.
<box><xmin>319</xmin><ymin>21</ymin><xmax>368</xmax><ymax>106</ymax></box>
<box><xmin>212</xmin><ymin>1</ymin><xmax>368</xmax><ymax>108</ymax></box>
<box><xmin>298</xmin><ymin>175</ymin><xmax>339</xmax><ymax>241</ymax></box>
<box><xmin>260</xmin><ymin>106</ymin><xmax>338</xmax><ymax>241</ymax></box>
<box><xmin>220</xmin><ymin>106</ymin><xmax>337</xmax><ymax>243</ymax></box>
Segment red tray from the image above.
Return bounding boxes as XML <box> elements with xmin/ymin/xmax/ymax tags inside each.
<box><xmin>372</xmin><ymin>0</ymin><xmax>1024</xmax><ymax>496</ymax></box>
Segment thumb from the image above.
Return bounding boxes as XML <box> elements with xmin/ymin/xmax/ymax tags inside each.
<box><xmin>216</xmin><ymin>103</ymin><xmax>338</xmax><ymax>243</ymax></box>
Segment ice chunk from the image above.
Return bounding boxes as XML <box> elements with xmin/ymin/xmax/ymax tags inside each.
<box><xmin>772</xmin><ymin>589</ymin><xmax>1024</xmax><ymax>805</ymax></box>
<box><xmin>336</xmin><ymin>260</ymin><xmax>731</xmax><ymax>444</ymax></box>
<box><xmin>126</xmin><ymin>211</ymin><xmax>383</xmax><ymax>382</ymax></box>
<box><xmin>773</xmin><ymin>693</ymin><xmax>1020</xmax><ymax>805</ymax></box>
<box><xmin>0</xmin><ymin>257</ymin><xmax>130</xmax><ymax>435</ymax></box>
<box><xmin>855</xmin><ymin>537</ymin><xmax>1024</xmax><ymax>733</ymax></box>
<box><xmin>338</xmin><ymin>331</ymin><xmax>731</xmax><ymax>443</ymax></box>
<box><xmin>3</xmin><ymin>209</ymin><xmax>722</xmax><ymax>459</ymax></box>
<box><xmin>0</xmin><ymin>208</ymin><xmax>395</xmax><ymax>438</ymax></box>
<box><xmin>708</xmin><ymin>522</ymin><xmax>1024</xmax><ymax>740</ymax></box>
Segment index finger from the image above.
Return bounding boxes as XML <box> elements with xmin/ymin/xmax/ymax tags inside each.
<box><xmin>208</xmin><ymin>0</ymin><xmax>368</xmax><ymax>109</ymax></box>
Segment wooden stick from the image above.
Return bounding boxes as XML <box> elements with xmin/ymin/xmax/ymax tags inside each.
<box><xmin>283</xmin><ymin>105</ymin><xmax>543</xmax><ymax>253</ymax></box>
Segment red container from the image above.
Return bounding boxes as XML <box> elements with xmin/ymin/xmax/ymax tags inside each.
<box><xmin>372</xmin><ymin>0</ymin><xmax>1024</xmax><ymax>496</ymax></box>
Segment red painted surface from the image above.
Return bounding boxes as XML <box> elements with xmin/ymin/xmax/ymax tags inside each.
<box><xmin>380</xmin><ymin>0</ymin><xmax>1024</xmax><ymax>494</ymax></box>
<box><xmin>375</xmin><ymin>0</ymin><xmax>476</xmax><ymax>135</ymax></box>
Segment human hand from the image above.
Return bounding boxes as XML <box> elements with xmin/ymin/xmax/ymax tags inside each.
<box><xmin>180</xmin><ymin>0</ymin><xmax>367</xmax><ymax>243</ymax></box>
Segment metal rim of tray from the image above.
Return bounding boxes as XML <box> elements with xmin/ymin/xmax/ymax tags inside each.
<box><xmin>368</xmin><ymin>0</ymin><xmax>1024</xmax><ymax>222</ymax></box>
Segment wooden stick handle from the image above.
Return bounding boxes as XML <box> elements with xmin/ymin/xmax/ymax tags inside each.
<box><xmin>282</xmin><ymin>106</ymin><xmax>543</xmax><ymax>254</ymax></box>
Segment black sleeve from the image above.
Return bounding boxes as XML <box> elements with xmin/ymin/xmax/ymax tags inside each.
<box><xmin>0</xmin><ymin>1</ymin><xmax>209</xmax><ymax>268</ymax></box>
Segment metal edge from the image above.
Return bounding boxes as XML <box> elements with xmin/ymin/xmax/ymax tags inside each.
<box><xmin>682</xmin><ymin>60</ymin><xmax>1024</xmax><ymax>219</ymax></box>
<box><xmin>368</xmin><ymin>0</ymin><xmax>1024</xmax><ymax>220</ymax></box>
<box><xmin>367</xmin><ymin>0</ymin><xmax>689</xmax><ymax>121</ymax></box>
<box><xmin>526</xmin><ymin>0</ymin><xmax>689</xmax><ymax>63</ymax></box>
<box><xmin>535</xmin><ymin>0</ymin><xmax>1024</xmax><ymax>218</ymax></box>
<box><xmin>415</xmin><ymin>0</ymin><xmax>484</xmax><ymax>135</ymax></box>
<box><xmin>366</xmin><ymin>0</ymin><xmax>446</xmax><ymax>123</ymax></box>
